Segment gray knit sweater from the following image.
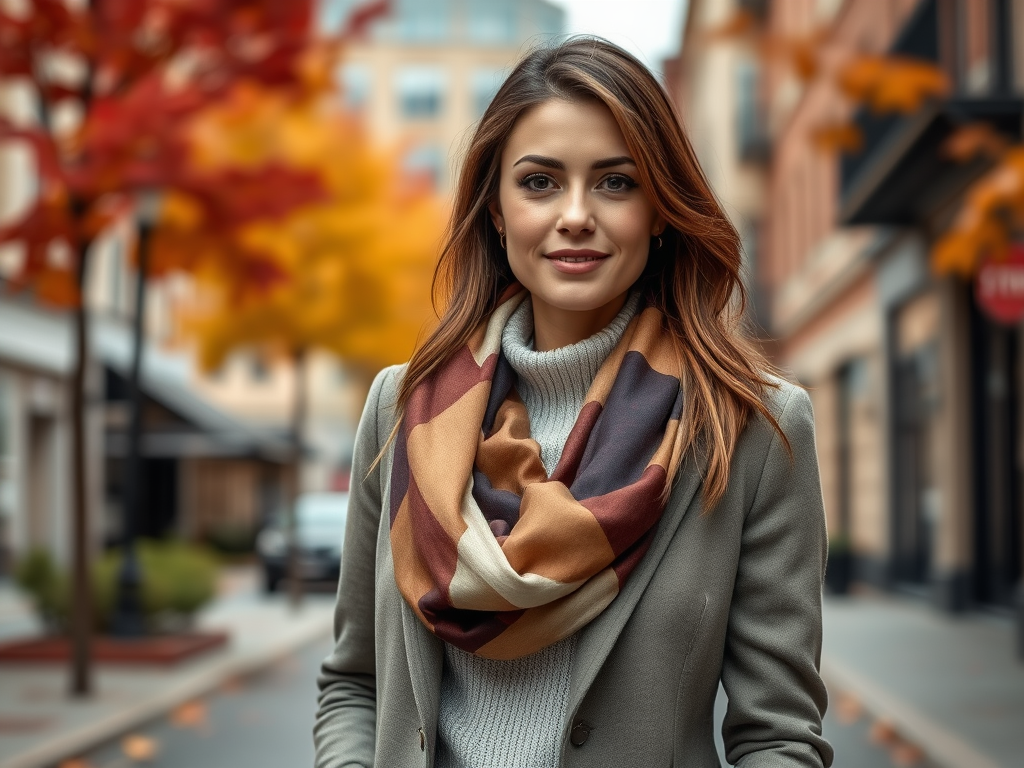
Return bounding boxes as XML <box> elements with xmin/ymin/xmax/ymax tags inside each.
<box><xmin>434</xmin><ymin>292</ymin><xmax>642</xmax><ymax>768</ymax></box>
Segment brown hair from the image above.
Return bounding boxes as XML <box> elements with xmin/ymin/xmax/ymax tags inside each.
<box><xmin>393</xmin><ymin>36</ymin><xmax>785</xmax><ymax>508</ymax></box>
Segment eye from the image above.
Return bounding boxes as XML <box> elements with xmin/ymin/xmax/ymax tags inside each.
<box><xmin>517</xmin><ymin>173</ymin><xmax>556</xmax><ymax>192</ymax></box>
<box><xmin>599</xmin><ymin>174</ymin><xmax>639</xmax><ymax>193</ymax></box>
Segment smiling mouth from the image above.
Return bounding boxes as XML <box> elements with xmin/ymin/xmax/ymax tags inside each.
<box><xmin>546</xmin><ymin>250</ymin><xmax>609</xmax><ymax>263</ymax></box>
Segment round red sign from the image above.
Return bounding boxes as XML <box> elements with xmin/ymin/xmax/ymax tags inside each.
<box><xmin>976</xmin><ymin>244</ymin><xmax>1024</xmax><ymax>325</ymax></box>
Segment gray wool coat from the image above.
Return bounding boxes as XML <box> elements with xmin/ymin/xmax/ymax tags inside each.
<box><xmin>314</xmin><ymin>364</ymin><xmax>833</xmax><ymax>768</ymax></box>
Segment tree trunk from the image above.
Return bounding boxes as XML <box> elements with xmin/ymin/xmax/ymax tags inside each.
<box><xmin>287</xmin><ymin>347</ymin><xmax>308</xmax><ymax>610</ymax></box>
<box><xmin>68</xmin><ymin>242</ymin><xmax>93</xmax><ymax>697</ymax></box>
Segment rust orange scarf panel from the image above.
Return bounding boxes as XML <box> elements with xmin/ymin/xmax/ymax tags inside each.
<box><xmin>389</xmin><ymin>288</ymin><xmax>685</xmax><ymax>660</ymax></box>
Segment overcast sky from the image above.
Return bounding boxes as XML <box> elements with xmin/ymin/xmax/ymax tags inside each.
<box><xmin>552</xmin><ymin>0</ymin><xmax>688</xmax><ymax>76</ymax></box>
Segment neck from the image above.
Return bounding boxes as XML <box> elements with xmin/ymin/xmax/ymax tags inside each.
<box><xmin>531</xmin><ymin>293</ymin><xmax>628</xmax><ymax>352</ymax></box>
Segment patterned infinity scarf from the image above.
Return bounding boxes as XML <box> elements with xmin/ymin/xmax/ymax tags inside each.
<box><xmin>389</xmin><ymin>288</ymin><xmax>685</xmax><ymax>660</ymax></box>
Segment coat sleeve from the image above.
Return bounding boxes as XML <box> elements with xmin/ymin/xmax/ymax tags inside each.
<box><xmin>720</xmin><ymin>386</ymin><xmax>834</xmax><ymax>768</ymax></box>
<box><xmin>314</xmin><ymin>366</ymin><xmax>397</xmax><ymax>768</ymax></box>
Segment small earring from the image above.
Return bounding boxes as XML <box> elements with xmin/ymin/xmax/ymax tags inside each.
<box><xmin>498</xmin><ymin>228</ymin><xmax>506</xmax><ymax>249</ymax></box>
<box><xmin>654</xmin><ymin>234</ymin><xmax>663</xmax><ymax>250</ymax></box>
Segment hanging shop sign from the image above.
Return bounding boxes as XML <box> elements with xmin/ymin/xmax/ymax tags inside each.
<box><xmin>976</xmin><ymin>244</ymin><xmax>1024</xmax><ymax>325</ymax></box>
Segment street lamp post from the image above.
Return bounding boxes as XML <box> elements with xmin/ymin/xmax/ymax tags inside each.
<box><xmin>111</xmin><ymin>191</ymin><xmax>161</xmax><ymax>637</ymax></box>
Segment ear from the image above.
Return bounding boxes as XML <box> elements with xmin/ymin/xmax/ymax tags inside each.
<box><xmin>488</xmin><ymin>199</ymin><xmax>505</xmax><ymax>233</ymax></box>
<box><xmin>651</xmin><ymin>214</ymin><xmax>667</xmax><ymax>236</ymax></box>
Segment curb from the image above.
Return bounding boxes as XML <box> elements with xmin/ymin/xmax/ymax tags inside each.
<box><xmin>820</xmin><ymin>655</ymin><xmax>1003</xmax><ymax>768</ymax></box>
<box><xmin>1</xmin><ymin>607</ymin><xmax>333</xmax><ymax>768</ymax></box>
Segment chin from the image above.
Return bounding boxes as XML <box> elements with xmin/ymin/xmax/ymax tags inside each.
<box><xmin>535</xmin><ymin>285</ymin><xmax>631</xmax><ymax>313</ymax></box>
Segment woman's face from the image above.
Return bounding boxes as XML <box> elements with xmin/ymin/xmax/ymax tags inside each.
<box><xmin>489</xmin><ymin>97</ymin><xmax>665</xmax><ymax>350</ymax></box>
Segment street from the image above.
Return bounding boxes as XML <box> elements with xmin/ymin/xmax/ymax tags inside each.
<box><xmin>72</xmin><ymin>633</ymin><xmax>329</xmax><ymax>768</ymax></box>
<box><xmin>62</xmin><ymin>592</ymin><xmax>930</xmax><ymax>768</ymax></box>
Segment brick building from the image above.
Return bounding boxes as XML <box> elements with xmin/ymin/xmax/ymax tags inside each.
<box><xmin>672</xmin><ymin>0</ymin><xmax>1024</xmax><ymax>638</ymax></box>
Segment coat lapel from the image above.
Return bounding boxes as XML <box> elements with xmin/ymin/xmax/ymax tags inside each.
<box><xmin>568</xmin><ymin>453</ymin><xmax>705</xmax><ymax>713</ymax></box>
<box><xmin>402</xmin><ymin>601</ymin><xmax>444</xmax><ymax>736</ymax></box>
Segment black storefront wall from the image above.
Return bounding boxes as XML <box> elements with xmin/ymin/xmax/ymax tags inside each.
<box><xmin>104</xmin><ymin>456</ymin><xmax>178</xmax><ymax>545</ymax></box>
<box><xmin>892</xmin><ymin>340</ymin><xmax>940</xmax><ymax>589</ymax></box>
<box><xmin>970</xmin><ymin>300</ymin><xmax>1024</xmax><ymax>610</ymax></box>
<box><xmin>885</xmin><ymin>282</ymin><xmax>1024</xmax><ymax>615</ymax></box>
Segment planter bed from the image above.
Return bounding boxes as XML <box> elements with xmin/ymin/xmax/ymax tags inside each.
<box><xmin>0</xmin><ymin>631</ymin><xmax>229</xmax><ymax>666</ymax></box>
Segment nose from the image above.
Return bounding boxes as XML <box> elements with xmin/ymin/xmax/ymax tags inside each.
<box><xmin>556</xmin><ymin>187</ymin><xmax>594</xmax><ymax>236</ymax></box>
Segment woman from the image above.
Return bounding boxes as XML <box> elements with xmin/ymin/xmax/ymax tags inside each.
<box><xmin>315</xmin><ymin>37</ymin><xmax>832</xmax><ymax>768</ymax></box>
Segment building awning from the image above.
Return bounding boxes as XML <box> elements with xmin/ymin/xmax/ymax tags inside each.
<box><xmin>94</xmin><ymin>317</ymin><xmax>295</xmax><ymax>463</ymax></box>
<box><xmin>0</xmin><ymin>294</ymin><xmax>74</xmax><ymax>375</ymax></box>
<box><xmin>839</xmin><ymin>95</ymin><xmax>1024</xmax><ymax>226</ymax></box>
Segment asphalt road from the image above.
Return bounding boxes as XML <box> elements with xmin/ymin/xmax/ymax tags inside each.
<box><xmin>73</xmin><ymin>625</ymin><xmax>933</xmax><ymax>768</ymax></box>
<box><xmin>77</xmin><ymin>634</ymin><xmax>329</xmax><ymax>768</ymax></box>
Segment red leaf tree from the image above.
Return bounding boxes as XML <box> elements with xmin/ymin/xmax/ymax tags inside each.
<box><xmin>0</xmin><ymin>0</ymin><xmax>386</xmax><ymax>695</ymax></box>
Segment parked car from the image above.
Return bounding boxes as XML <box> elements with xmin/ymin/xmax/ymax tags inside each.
<box><xmin>256</xmin><ymin>491</ymin><xmax>349</xmax><ymax>593</ymax></box>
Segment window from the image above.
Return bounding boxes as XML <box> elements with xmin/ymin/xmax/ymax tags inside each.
<box><xmin>735</xmin><ymin>59</ymin><xmax>768</xmax><ymax>162</ymax></box>
<box><xmin>317</xmin><ymin>0</ymin><xmax>366</xmax><ymax>33</ymax></box>
<box><xmin>394</xmin><ymin>0</ymin><xmax>450</xmax><ymax>42</ymax></box>
<box><xmin>395</xmin><ymin>66</ymin><xmax>447</xmax><ymax>118</ymax></box>
<box><xmin>467</xmin><ymin>1</ymin><xmax>516</xmax><ymax>45</ymax></box>
<box><xmin>470</xmin><ymin>69</ymin><xmax>503</xmax><ymax>118</ymax></box>
<box><xmin>403</xmin><ymin>144</ymin><xmax>446</xmax><ymax>188</ymax></box>
<box><xmin>338</xmin><ymin>63</ymin><xmax>371</xmax><ymax>111</ymax></box>
<box><xmin>530</xmin><ymin>1</ymin><xmax>565</xmax><ymax>37</ymax></box>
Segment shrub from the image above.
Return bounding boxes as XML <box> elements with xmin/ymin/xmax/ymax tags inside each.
<box><xmin>14</xmin><ymin>548</ymin><xmax>67</xmax><ymax>633</ymax></box>
<box><xmin>15</xmin><ymin>540</ymin><xmax>219</xmax><ymax>635</ymax></box>
<box><xmin>203</xmin><ymin>521</ymin><xmax>257</xmax><ymax>555</ymax></box>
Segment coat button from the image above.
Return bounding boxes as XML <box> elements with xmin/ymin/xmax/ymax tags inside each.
<box><xmin>418</xmin><ymin>727</ymin><xmax>425</xmax><ymax>751</ymax></box>
<box><xmin>570</xmin><ymin>721</ymin><xmax>592</xmax><ymax>747</ymax></box>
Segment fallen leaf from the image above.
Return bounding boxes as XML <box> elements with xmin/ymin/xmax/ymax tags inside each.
<box><xmin>834</xmin><ymin>691</ymin><xmax>862</xmax><ymax>725</ymax></box>
<box><xmin>891</xmin><ymin>740</ymin><xmax>926</xmax><ymax>766</ymax></box>
<box><xmin>170</xmin><ymin>699</ymin><xmax>208</xmax><ymax>729</ymax></box>
<box><xmin>868</xmin><ymin>718</ymin><xmax>899</xmax><ymax>747</ymax></box>
<box><xmin>121</xmin><ymin>734</ymin><xmax>159</xmax><ymax>762</ymax></box>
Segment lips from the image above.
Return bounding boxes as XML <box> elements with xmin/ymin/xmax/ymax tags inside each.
<box><xmin>543</xmin><ymin>249</ymin><xmax>611</xmax><ymax>275</ymax></box>
<box><xmin>545</xmin><ymin>249</ymin><xmax>610</xmax><ymax>262</ymax></box>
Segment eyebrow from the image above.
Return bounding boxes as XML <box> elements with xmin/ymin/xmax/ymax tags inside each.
<box><xmin>512</xmin><ymin>154</ymin><xmax>637</xmax><ymax>170</ymax></box>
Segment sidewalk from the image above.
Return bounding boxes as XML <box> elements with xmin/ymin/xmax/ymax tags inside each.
<box><xmin>2</xmin><ymin>580</ymin><xmax>1020</xmax><ymax>768</ymax></box>
<box><xmin>821</xmin><ymin>592</ymin><xmax>1024</xmax><ymax>768</ymax></box>
<box><xmin>0</xmin><ymin>579</ymin><xmax>335</xmax><ymax>768</ymax></box>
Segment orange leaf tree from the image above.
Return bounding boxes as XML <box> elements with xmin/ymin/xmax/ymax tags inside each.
<box><xmin>166</xmin><ymin>80</ymin><xmax>442</xmax><ymax>606</ymax></box>
<box><xmin>932</xmin><ymin>144</ymin><xmax>1024</xmax><ymax>276</ymax></box>
<box><xmin>171</xmin><ymin>83</ymin><xmax>444</xmax><ymax>389</ymax></box>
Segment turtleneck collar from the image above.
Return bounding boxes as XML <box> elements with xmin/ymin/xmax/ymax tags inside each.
<box><xmin>500</xmin><ymin>292</ymin><xmax>642</xmax><ymax>470</ymax></box>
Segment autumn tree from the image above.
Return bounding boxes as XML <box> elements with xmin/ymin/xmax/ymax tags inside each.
<box><xmin>172</xmin><ymin>83</ymin><xmax>443</xmax><ymax>382</ymax></box>
<box><xmin>166</xmin><ymin>77</ymin><xmax>444</xmax><ymax>604</ymax></box>
<box><xmin>0</xmin><ymin>0</ymin><xmax>339</xmax><ymax>695</ymax></box>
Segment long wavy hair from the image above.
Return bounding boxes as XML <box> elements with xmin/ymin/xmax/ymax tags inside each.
<box><xmin>392</xmin><ymin>36</ymin><xmax>785</xmax><ymax>509</ymax></box>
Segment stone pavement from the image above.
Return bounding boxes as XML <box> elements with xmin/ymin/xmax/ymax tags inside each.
<box><xmin>0</xmin><ymin>577</ymin><xmax>335</xmax><ymax>768</ymax></box>
<box><xmin>821</xmin><ymin>591</ymin><xmax>1024</xmax><ymax>768</ymax></box>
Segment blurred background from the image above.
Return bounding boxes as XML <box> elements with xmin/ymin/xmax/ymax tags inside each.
<box><xmin>0</xmin><ymin>1</ymin><xmax>1022</xmax><ymax>767</ymax></box>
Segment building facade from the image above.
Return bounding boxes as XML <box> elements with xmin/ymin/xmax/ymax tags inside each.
<box><xmin>674</xmin><ymin>0</ymin><xmax>1024</xmax><ymax>640</ymax></box>
<box><xmin>322</xmin><ymin>0</ymin><xmax>565</xmax><ymax>190</ymax></box>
